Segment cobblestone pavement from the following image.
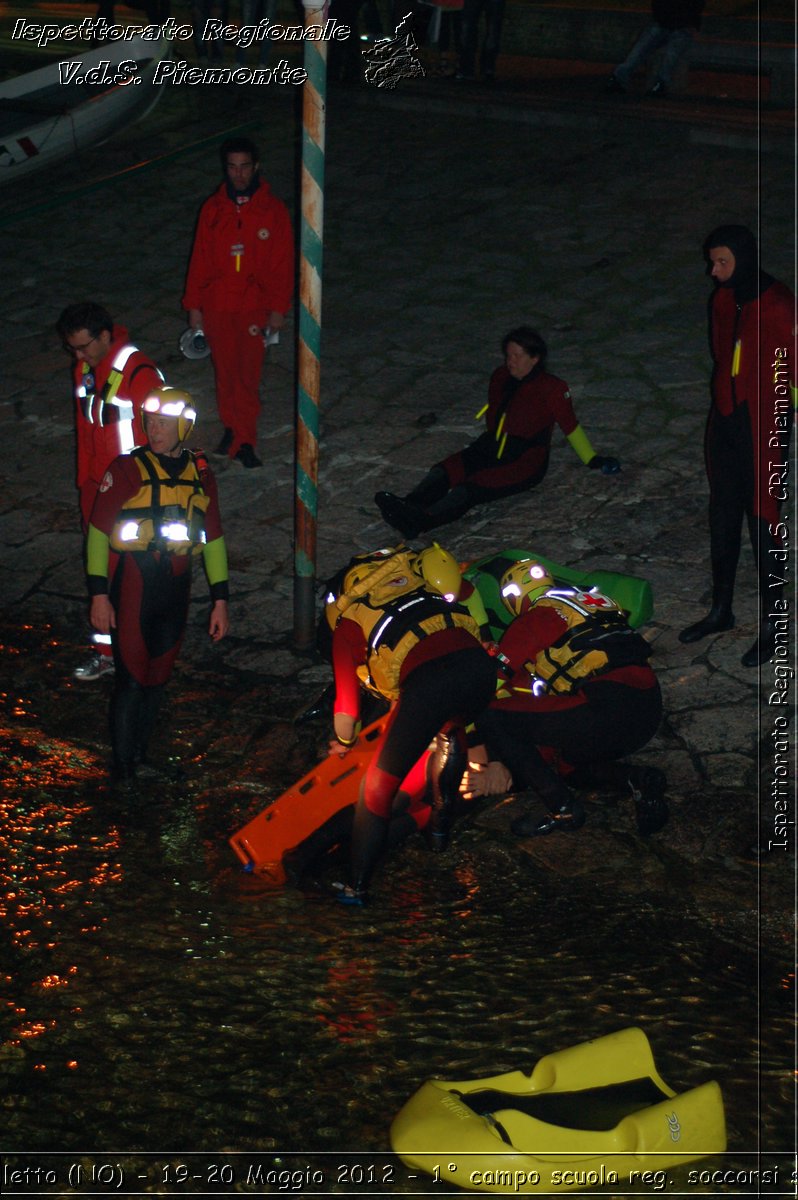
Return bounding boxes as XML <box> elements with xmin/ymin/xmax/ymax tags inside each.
<box><xmin>0</xmin><ymin>52</ymin><xmax>793</xmax><ymax>939</ymax></box>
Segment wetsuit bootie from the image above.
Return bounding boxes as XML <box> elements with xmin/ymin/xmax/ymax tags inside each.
<box><xmin>511</xmin><ymin>795</ymin><xmax>585</xmax><ymax>837</ymax></box>
<box><xmin>741</xmin><ymin>619</ymin><xmax>779</xmax><ymax>668</ymax></box>
<box><xmin>628</xmin><ymin>766</ymin><xmax>668</xmax><ymax>836</ymax></box>
<box><xmin>678</xmin><ymin>605</ymin><xmax>735</xmax><ymax>644</ymax></box>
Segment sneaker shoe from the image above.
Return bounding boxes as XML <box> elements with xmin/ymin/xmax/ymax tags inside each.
<box><xmin>646</xmin><ymin>79</ymin><xmax>668</xmax><ymax>98</ymax></box>
<box><xmin>73</xmin><ymin>653</ymin><xmax>115</xmax><ymax>682</ymax></box>
<box><xmin>332</xmin><ymin>881</ymin><xmax>368</xmax><ymax>906</ymax></box>
<box><xmin>235</xmin><ymin>443</ymin><xmax>262</xmax><ymax>469</ymax></box>
<box><xmin>628</xmin><ymin>766</ymin><xmax>668</xmax><ymax>836</ymax></box>
<box><xmin>214</xmin><ymin>427</ymin><xmax>234</xmax><ymax>457</ymax></box>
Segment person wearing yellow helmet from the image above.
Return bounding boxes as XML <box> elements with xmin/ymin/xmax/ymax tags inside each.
<box><xmin>498</xmin><ymin>558</ymin><xmax>555</xmax><ymax>618</ymax></box>
<box><xmin>414</xmin><ymin>542</ymin><xmax>491</xmax><ymax>634</ymax></box>
<box><xmin>461</xmin><ymin>559</ymin><xmax>667</xmax><ymax>838</ymax></box>
<box><xmin>86</xmin><ymin>386</ymin><xmax>229</xmax><ymax>791</ymax></box>
<box><xmin>324</xmin><ymin>546</ymin><xmax>497</xmax><ymax>903</ymax></box>
<box><xmin>375</xmin><ymin>326</ymin><xmax>619</xmax><ymax>539</ymax></box>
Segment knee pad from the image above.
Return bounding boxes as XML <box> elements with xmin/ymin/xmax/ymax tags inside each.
<box><xmin>363</xmin><ymin>763</ymin><xmax>402</xmax><ymax>818</ymax></box>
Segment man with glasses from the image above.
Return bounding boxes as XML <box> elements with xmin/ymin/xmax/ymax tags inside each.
<box><xmin>55</xmin><ymin>302</ymin><xmax>165</xmax><ymax>681</ymax></box>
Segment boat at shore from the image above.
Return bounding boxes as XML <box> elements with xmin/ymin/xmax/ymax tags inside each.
<box><xmin>0</xmin><ymin>35</ymin><xmax>170</xmax><ymax>181</ymax></box>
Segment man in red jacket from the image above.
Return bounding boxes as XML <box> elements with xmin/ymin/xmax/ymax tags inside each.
<box><xmin>679</xmin><ymin>225</ymin><xmax>795</xmax><ymax>667</ymax></box>
<box><xmin>182</xmin><ymin>136</ymin><xmax>294</xmax><ymax>469</ymax></box>
<box><xmin>56</xmin><ymin>302</ymin><xmax>165</xmax><ymax>682</ymax></box>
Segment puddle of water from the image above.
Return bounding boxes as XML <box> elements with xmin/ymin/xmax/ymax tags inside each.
<box><xmin>0</xmin><ymin>622</ymin><xmax>792</xmax><ymax>1194</ymax></box>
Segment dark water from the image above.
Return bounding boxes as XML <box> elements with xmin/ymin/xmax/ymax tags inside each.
<box><xmin>1</xmin><ymin>622</ymin><xmax>793</xmax><ymax>1196</ymax></box>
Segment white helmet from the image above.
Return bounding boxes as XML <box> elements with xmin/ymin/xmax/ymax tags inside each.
<box><xmin>179</xmin><ymin>327</ymin><xmax>210</xmax><ymax>361</ymax></box>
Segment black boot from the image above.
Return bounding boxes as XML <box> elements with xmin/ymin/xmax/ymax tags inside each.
<box><xmin>374</xmin><ymin>491</ymin><xmax>430</xmax><ymax>539</ymax></box>
<box><xmin>511</xmin><ymin>794</ymin><xmax>586</xmax><ymax>837</ymax></box>
<box><xmin>110</xmin><ymin>679</ymin><xmax>144</xmax><ymax>792</ymax></box>
<box><xmin>678</xmin><ymin>604</ymin><xmax>735</xmax><ymax>644</ymax></box>
<box><xmin>426</xmin><ymin>728</ymin><xmax>467</xmax><ymax>853</ymax></box>
<box><xmin>680</xmin><ymin>544</ymin><xmax>737</xmax><ymax>644</ymax></box>
<box><xmin>340</xmin><ymin>802</ymin><xmax>389</xmax><ymax>904</ymax></box>
<box><xmin>627</xmin><ymin>766</ymin><xmax>668</xmax><ymax>836</ymax></box>
<box><xmin>741</xmin><ymin>618</ymin><xmax>780</xmax><ymax>668</ymax></box>
<box><xmin>405</xmin><ymin>465</ymin><xmax>449</xmax><ymax>507</ymax></box>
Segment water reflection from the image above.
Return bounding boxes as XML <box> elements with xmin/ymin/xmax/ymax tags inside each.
<box><xmin>0</xmin><ymin>622</ymin><xmax>793</xmax><ymax>1193</ymax></box>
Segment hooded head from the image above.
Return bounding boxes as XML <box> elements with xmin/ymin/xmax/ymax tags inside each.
<box><xmin>703</xmin><ymin>224</ymin><xmax>769</xmax><ymax>304</ymax></box>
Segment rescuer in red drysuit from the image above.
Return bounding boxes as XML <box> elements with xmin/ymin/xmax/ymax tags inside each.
<box><xmin>182</xmin><ymin>136</ymin><xmax>293</xmax><ymax>470</ymax></box>
<box><xmin>57</xmin><ymin>301</ymin><xmax>165</xmax><ymax>682</ymax></box>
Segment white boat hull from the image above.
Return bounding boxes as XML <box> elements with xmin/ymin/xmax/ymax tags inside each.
<box><xmin>0</xmin><ymin>35</ymin><xmax>171</xmax><ymax>180</ymax></box>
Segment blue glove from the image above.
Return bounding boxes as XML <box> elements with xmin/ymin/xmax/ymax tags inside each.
<box><xmin>589</xmin><ymin>455</ymin><xmax>621</xmax><ymax>474</ymax></box>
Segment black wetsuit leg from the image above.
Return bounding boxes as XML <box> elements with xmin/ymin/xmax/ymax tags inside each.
<box><xmin>478</xmin><ymin>680</ymin><xmax>662</xmax><ymax>800</ymax></box>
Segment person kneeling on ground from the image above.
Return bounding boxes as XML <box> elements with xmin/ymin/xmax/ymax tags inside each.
<box><xmin>324</xmin><ymin>545</ymin><xmax>497</xmax><ymax>904</ymax></box>
<box><xmin>462</xmin><ymin>558</ymin><xmax>667</xmax><ymax>837</ymax></box>
<box><xmin>375</xmin><ymin>326</ymin><xmax>619</xmax><ymax>539</ymax></box>
<box><xmin>86</xmin><ymin>387</ymin><xmax>229</xmax><ymax>792</ymax></box>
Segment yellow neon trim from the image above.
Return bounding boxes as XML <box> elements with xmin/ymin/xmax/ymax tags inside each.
<box><xmin>731</xmin><ymin>340</ymin><xmax>741</xmax><ymax>376</ymax></box>
<box><xmin>497</xmin><ymin>432</ymin><xmax>508</xmax><ymax>459</ymax></box>
<box><xmin>475</xmin><ymin>403</ymin><xmax>488</xmax><ymax>420</ymax></box>
<box><xmin>566</xmin><ymin>424</ymin><xmax>597</xmax><ymax>465</ymax></box>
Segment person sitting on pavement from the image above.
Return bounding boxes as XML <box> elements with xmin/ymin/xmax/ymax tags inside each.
<box><xmin>375</xmin><ymin>326</ymin><xmax>620</xmax><ymax>540</ymax></box>
<box><xmin>57</xmin><ymin>301</ymin><xmax>165</xmax><ymax>684</ymax></box>
<box><xmin>462</xmin><ymin>559</ymin><xmax>667</xmax><ymax>838</ymax></box>
<box><xmin>85</xmin><ymin>387</ymin><xmax>229</xmax><ymax>792</ymax></box>
<box><xmin>324</xmin><ymin>545</ymin><xmax>497</xmax><ymax>904</ymax></box>
<box><xmin>604</xmin><ymin>1</ymin><xmax>705</xmax><ymax>99</ymax></box>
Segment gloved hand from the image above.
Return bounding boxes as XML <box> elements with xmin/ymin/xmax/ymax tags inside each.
<box><xmin>588</xmin><ymin>455</ymin><xmax>621</xmax><ymax>474</ymax></box>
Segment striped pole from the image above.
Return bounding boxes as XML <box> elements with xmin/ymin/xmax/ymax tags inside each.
<box><xmin>294</xmin><ymin>1</ymin><xmax>328</xmax><ymax>647</ymax></box>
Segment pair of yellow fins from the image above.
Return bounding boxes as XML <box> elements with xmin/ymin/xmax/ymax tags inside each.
<box><xmin>390</xmin><ymin>1027</ymin><xmax>726</xmax><ymax>1193</ymax></box>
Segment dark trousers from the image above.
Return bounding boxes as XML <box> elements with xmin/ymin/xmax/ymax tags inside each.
<box><xmin>705</xmin><ymin>404</ymin><xmax>783</xmax><ymax>616</ymax></box>
<box><xmin>459</xmin><ymin>0</ymin><xmax>505</xmax><ymax>76</ymax></box>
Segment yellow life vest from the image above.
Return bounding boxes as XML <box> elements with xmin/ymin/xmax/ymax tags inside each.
<box><xmin>109</xmin><ymin>447</ymin><xmax>210</xmax><ymax>555</ymax></box>
<box><xmin>525</xmin><ymin>588</ymin><xmax>651</xmax><ymax>695</ymax></box>
<box><xmin>335</xmin><ymin>550</ymin><xmax>480</xmax><ymax>700</ymax></box>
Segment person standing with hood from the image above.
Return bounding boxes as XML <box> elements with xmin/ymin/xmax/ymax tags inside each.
<box><xmin>679</xmin><ymin>225</ymin><xmax>794</xmax><ymax>667</ymax></box>
<box><xmin>182</xmin><ymin>136</ymin><xmax>294</xmax><ymax>470</ymax></box>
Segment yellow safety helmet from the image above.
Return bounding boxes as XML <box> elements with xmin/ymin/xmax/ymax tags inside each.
<box><xmin>500</xmin><ymin>559</ymin><xmax>555</xmax><ymax>618</ymax></box>
<box><xmin>414</xmin><ymin>543</ymin><xmax>462</xmax><ymax>602</ymax></box>
<box><xmin>322</xmin><ymin>547</ymin><xmax>401</xmax><ymax>633</ymax></box>
<box><xmin>142</xmin><ymin>385</ymin><xmax>197</xmax><ymax>443</ymax></box>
